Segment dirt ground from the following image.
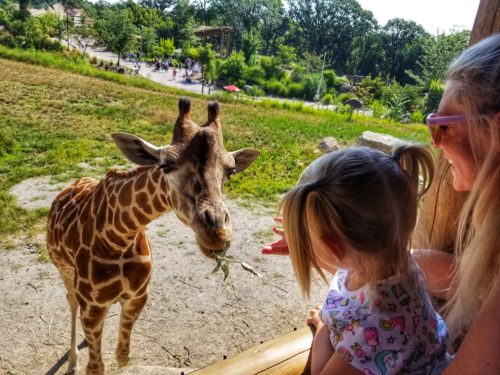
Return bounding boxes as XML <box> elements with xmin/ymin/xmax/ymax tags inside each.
<box><xmin>0</xmin><ymin>176</ymin><xmax>329</xmax><ymax>375</ymax></box>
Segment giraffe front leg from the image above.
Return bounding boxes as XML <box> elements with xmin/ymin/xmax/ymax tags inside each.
<box><xmin>81</xmin><ymin>304</ymin><xmax>109</xmax><ymax>375</ymax></box>
<box><xmin>116</xmin><ymin>293</ymin><xmax>148</xmax><ymax>368</ymax></box>
<box><xmin>65</xmin><ymin>294</ymin><xmax>79</xmax><ymax>375</ymax></box>
<box><xmin>60</xmin><ymin>270</ymin><xmax>79</xmax><ymax>375</ymax></box>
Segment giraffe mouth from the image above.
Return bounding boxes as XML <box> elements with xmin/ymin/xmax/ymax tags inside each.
<box><xmin>197</xmin><ymin>239</ymin><xmax>231</xmax><ymax>258</ymax></box>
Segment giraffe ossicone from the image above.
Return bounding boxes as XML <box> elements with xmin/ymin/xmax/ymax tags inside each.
<box><xmin>46</xmin><ymin>97</ymin><xmax>259</xmax><ymax>375</ymax></box>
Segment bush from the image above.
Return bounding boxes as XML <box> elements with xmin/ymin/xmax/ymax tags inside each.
<box><xmin>323</xmin><ymin>70</ymin><xmax>337</xmax><ymax>89</ymax></box>
<box><xmin>303</xmin><ymin>74</ymin><xmax>324</xmax><ymax>101</ymax></box>
<box><xmin>290</xmin><ymin>64</ymin><xmax>306</xmax><ymax>82</ymax></box>
<box><xmin>358</xmin><ymin>75</ymin><xmax>386</xmax><ymax>102</ymax></box>
<box><xmin>335</xmin><ymin>92</ymin><xmax>355</xmax><ymax>105</ymax></box>
<box><xmin>410</xmin><ymin>110</ymin><xmax>425</xmax><ymax>124</ymax></box>
<box><xmin>219</xmin><ymin>51</ymin><xmax>246</xmax><ymax>84</ymax></box>
<box><xmin>386</xmin><ymin>93</ymin><xmax>411</xmax><ymax>123</ymax></box>
<box><xmin>370</xmin><ymin>99</ymin><xmax>387</xmax><ymax>119</ymax></box>
<box><xmin>287</xmin><ymin>82</ymin><xmax>305</xmax><ymax>99</ymax></box>
<box><xmin>244</xmin><ymin>85</ymin><xmax>264</xmax><ymax>97</ymax></box>
<box><xmin>242</xmin><ymin>65</ymin><xmax>265</xmax><ymax>85</ymax></box>
<box><xmin>259</xmin><ymin>55</ymin><xmax>283</xmax><ymax>80</ymax></box>
<box><xmin>264</xmin><ymin>80</ymin><xmax>288</xmax><ymax>97</ymax></box>
<box><xmin>321</xmin><ymin>93</ymin><xmax>334</xmax><ymax>106</ymax></box>
<box><xmin>424</xmin><ymin>79</ymin><xmax>444</xmax><ymax>114</ymax></box>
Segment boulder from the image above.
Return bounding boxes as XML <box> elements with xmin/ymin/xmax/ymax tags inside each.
<box><xmin>318</xmin><ymin>137</ymin><xmax>340</xmax><ymax>153</ymax></box>
<box><xmin>357</xmin><ymin>131</ymin><xmax>410</xmax><ymax>155</ymax></box>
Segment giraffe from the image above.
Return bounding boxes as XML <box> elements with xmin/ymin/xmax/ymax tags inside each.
<box><xmin>46</xmin><ymin>97</ymin><xmax>260</xmax><ymax>375</ymax></box>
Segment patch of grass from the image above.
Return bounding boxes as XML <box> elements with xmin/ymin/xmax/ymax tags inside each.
<box><xmin>0</xmin><ymin>51</ymin><xmax>430</xmax><ymax>241</ymax></box>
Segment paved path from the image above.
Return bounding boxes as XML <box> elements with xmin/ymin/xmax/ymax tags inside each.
<box><xmin>80</xmin><ymin>45</ymin><xmax>335</xmax><ymax>111</ymax></box>
<box><xmin>83</xmin><ymin>46</ymin><xmax>213</xmax><ymax>95</ymax></box>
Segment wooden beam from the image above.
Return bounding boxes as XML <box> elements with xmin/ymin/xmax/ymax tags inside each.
<box><xmin>470</xmin><ymin>0</ymin><xmax>500</xmax><ymax>45</ymax></box>
<box><xmin>189</xmin><ymin>327</ymin><xmax>313</xmax><ymax>375</ymax></box>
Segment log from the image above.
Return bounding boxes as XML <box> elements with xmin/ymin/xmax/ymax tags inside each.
<box><xmin>190</xmin><ymin>327</ymin><xmax>313</xmax><ymax>375</ymax></box>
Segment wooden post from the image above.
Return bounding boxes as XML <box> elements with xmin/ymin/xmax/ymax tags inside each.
<box><xmin>413</xmin><ymin>0</ymin><xmax>500</xmax><ymax>252</ymax></box>
<box><xmin>470</xmin><ymin>0</ymin><xmax>500</xmax><ymax>45</ymax></box>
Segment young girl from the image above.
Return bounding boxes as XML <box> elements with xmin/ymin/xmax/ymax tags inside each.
<box><xmin>272</xmin><ymin>145</ymin><xmax>450</xmax><ymax>375</ymax></box>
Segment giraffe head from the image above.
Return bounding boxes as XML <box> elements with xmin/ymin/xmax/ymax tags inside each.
<box><xmin>111</xmin><ymin>97</ymin><xmax>260</xmax><ymax>258</ymax></box>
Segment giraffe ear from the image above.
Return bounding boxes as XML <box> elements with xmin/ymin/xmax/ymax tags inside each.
<box><xmin>230</xmin><ymin>148</ymin><xmax>260</xmax><ymax>173</ymax></box>
<box><xmin>111</xmin><ymin>132</ymin><xmax>161</xmax><ymax>166</ymax></box>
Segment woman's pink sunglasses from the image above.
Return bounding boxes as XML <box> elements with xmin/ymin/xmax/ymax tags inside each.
<box><xmin>426</xmin><ymin>113</ymin><xmax>466</xmax><ymax>144</ymax></box>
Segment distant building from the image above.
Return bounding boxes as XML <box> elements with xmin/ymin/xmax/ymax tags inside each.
<box><xmin>29</xmin><ymin>3</ymin><xmax>84</xmax><ymax>25</ymax></box>
<box><xmin>195</xmin><ymin>26</ymin><xmax>234</xmax><ymax>58</ymax></box>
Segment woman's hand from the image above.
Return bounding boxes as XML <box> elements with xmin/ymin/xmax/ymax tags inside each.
<box><xmin>261</xmin><ymin>217</ymin><xmax>289</xmax><ymax>255</ymax></box>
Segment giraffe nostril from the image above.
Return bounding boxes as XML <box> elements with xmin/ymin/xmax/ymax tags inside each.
<box><xmin>204</xmin><ymin>210</ymin><xmax>215</xmax><ymax>228</ymax></box>
<box><xmin>224</xmin><ymin>211</ymin><xmax>230</xmax><ymax>224</ymax></box>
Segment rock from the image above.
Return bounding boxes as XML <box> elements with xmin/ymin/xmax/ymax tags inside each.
<box><xmin>318</xmin><ymin>137</ymin><xmax>340</xmax><ymax>153</ymax></box>
<box><xmin>357</xmin><ymin>131</ymin><xmax>410</xmax><ymax>155</ymax></box>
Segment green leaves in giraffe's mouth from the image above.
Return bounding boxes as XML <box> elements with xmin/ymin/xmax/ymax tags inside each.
<box><xmin>211</xmin><ymin>250</ymin><xmax>262</xmax><ymax>281</ymax></box>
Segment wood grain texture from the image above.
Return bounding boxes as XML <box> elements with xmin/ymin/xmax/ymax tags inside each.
<box><xmin>190</xmin><ymin>327</ymin><xmax>312</xmax><ymax>375</ymax></box>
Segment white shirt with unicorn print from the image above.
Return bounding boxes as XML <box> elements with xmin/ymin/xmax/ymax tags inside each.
<box><xmin>320</xmin><ymin>259</ymin><xmax>450</xmax><ymax>375</ymax></box>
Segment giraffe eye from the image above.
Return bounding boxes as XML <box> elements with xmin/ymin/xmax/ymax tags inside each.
<box><xmin>160</xmin><ymin>162</ymin><xmax>177</xmax><ymax>174</ymax></box>
<box><xmin>226</xmin><ymin>167</ymin><xmax>237</xmax><ymax>179</ymax></box>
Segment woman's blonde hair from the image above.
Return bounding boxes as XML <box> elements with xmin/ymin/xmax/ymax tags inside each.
<box><xmin>442</xmin><ymin>33</ymin><xmax>500</xmax><ymax>339</ymax></box>
<box><xmin>281</xmin><ymin>145</ymin><xmax>434</xmax><ymax>297</ymax></box>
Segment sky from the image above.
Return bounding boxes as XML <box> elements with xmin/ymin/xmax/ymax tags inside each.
<box><xmin>356</xmin><ymin>0</ymin><xmax>481</xmax><ymax>35</ymax></box>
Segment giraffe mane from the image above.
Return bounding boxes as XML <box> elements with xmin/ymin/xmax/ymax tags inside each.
<box><xmin>106</xmin><ymin>165</ymin><xmax>153</xmax><ymax>179</ymax></box>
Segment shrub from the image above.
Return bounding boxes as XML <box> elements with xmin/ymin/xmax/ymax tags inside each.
<box><xmin>386</xmin><ymin>93</ymin><xmax>411</xmax><ymax>123</ymax></box>
<box><xmin>424</xmin><ymin>79</ymin><xmax>444</xmax><ymax>114</ymax></box>
<box><xmin>303</xmin><ymin>74</ymin><xmax>324</xmax><ymax>101</ymax></box>
<box><xmin>242</xmin><ymin>65</ymin><xmax>265</xmax><ymax>85</ymax></box>
<box><xmin>335</xmin><ymin>92</ymin><xmax>355</xmax><ymax>105</ymax></box>
<box><xmin>287</xmin><ymin>82</ymin><xmax>305</xmax><ymax>99</ymax></box>
<box><xmin>321</xmin><ymin>93</ymin><xmax>334</xmax><ymax>106</ymax></box>
<box><xmin>259</xmin><ymin>55</ymin><xmax>282</xmax><ymax>80</ymax></box>
<box><xmin>410</xmin><ymin>110</ymin><xmax>425</xmax><ymax>124</ymax></box>
<box><xmin>323</xmin><ymin>70</ymin><xmax>337</xmax><ymax>89</ymax></box>
<box><xmin>219</xmin><ymin>51</ymin><xmax>246</xmax><ymax>84</ymax></box>
<box><xmin>359</xmin><ymin>75</ymin><xmax>386</xmax><ymax>102</ymax></box>
<box><xmin>290</xmin><ymin>64</ymin><xmax>306</xmax><ymax>82</ymax></box>
<box><xmin>370</xmin><ymin>99</ymin><xmax>387</xmax><ymax>119</ymax></box>
<box><xmin>264</xmin><ymin>80</ymin><xmax>288</xmax><ymax>97</ymax></box>
<box><xmin>245</xmin><ymin>85</ymin><xmax>264</xmax><ymax>98</ymax></box>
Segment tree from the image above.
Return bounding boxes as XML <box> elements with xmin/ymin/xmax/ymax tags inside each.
<box><xmin>275</xmin><ymin>44</ymin><xmax>296</xmax><ymax>69</ymax></box>
<box><xmin>198</xmin><ymin>43</ymin><xmax>216</xmax><ymax>93</ymax></box>
<box><xmin>138</xmin><ymin>0</ymin><xmax>175</xmax><ymax>15</ymax></box>
<box><xmin>94</xmin><ymin>9</ymin><xmax>137</xmax><ymax>66</ymax></box>
<box><xmin>408</xmin><ymin>29</ymin><xmax>469</xmax><ymax>89</ymax></box>
<box><xmin>170</xmin><ymin>0</ymin><xmax>197</xmax><ymax>46</ymax></box>
<box><xmin>381</xmin><ymin>18</ymin><xmax>429</xmax><ymax>84</ymax></box>
<box><xmin>288</xmin><ymin>0</ymin><xmax>376</xmax><ymax>72</ymax></box>
<box><xmin>208</xmin><ymin>0</ymin><xmax>284</xmax><ymax>50</ymax></box>
<box><xmin>138</xmin><ymin>26</ymin><xmax>157</xmax><ymax>56</ymax></box>
<box><xmin>125</xmin><ymin>0</ymin><xmax>163</xmax><ymax>30</ymax></box>
<box><xmin>72</xmin><ymin>22</ymin><xmax>95</xmax><ymax>54</ymax></box>
<box><xmin>241</xmin><ymin>27</ymin><xmax>261</xmax><ymax>66</ymax></box>
<box><xmin>60</xmin><ymin>0</ymin><xmax>83</xmax><ymax>49</ymax></box>
<box><xmin>347</xmin><ymin>30</ymin><xmax>386</xmax><ymax>77</ymax></box>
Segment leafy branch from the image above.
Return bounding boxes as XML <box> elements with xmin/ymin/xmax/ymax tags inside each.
<box><xmin>212</xmin><ymin>251</ymin><xmax>262</xmax><ymax>281</ymax></box>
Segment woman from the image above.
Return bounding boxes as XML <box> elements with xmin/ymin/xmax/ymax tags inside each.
<box><xmin>414</xmin><ymin>33</ymin><xmax>500</xmax><ymax>374</ymax></box>
<box><xmin>262</xmin><ymin>33</ymin><xmax>500</xmax><ymax>374</ymax></box>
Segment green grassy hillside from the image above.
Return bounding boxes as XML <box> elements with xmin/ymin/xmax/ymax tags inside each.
<box><xmin>0</xmin><ymin>55</ymin><xmax>430</xmax><ymax>239</ymax></box>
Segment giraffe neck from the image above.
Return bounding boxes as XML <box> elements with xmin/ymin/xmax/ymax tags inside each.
<box><xmin>94</xmin><ymin>166</ymin><xmax>174</xmax><ymax>248</ymax></box>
